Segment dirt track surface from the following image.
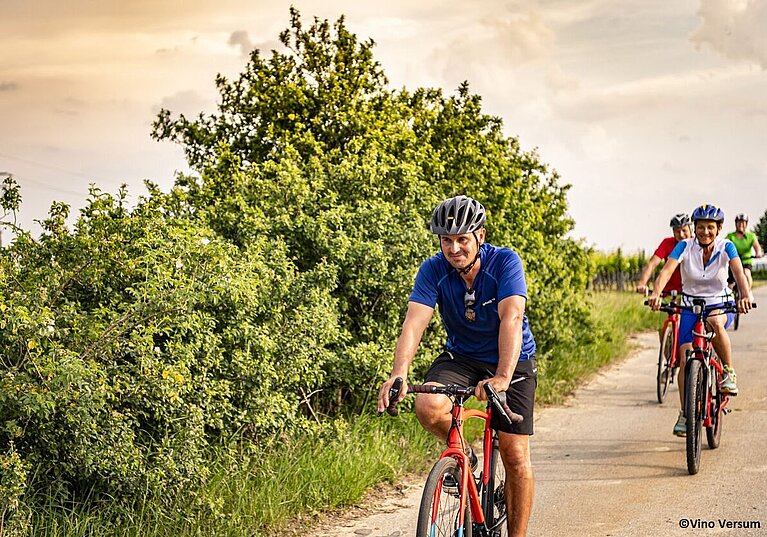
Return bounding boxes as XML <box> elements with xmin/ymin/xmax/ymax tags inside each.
<box><xmin>309</xmin><ymin>287</ymin><xmax>767</xmax><ymax>536</ymax></box>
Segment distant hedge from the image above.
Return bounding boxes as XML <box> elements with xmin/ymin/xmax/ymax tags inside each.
<box><xmin>1</xmin><ymin>8</ymin><xmax>593</xmax><ymax>518</ymax></box>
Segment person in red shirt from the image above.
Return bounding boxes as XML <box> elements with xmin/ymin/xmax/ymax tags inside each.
<box><xmin>636</xmin><ymin>213</ymin><xmax>692</xmax><ymax>295</ymax></box>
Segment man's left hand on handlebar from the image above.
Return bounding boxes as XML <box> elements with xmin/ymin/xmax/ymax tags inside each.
<box><xmin>475</xmin><ymin>375</ymin><xmax>510</xmax><ymax>401</ymax></box>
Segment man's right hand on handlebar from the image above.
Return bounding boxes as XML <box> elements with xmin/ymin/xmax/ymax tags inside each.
<box><xmin>377</xmin><ymin>375</ymin><xmax>406</xmax><ymax>415</ymax></box>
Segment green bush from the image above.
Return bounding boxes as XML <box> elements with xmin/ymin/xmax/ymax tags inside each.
<box><xmin>0</xmin><ymin>182</ymin><xmax>338</xmax><ymax>505</ymax></box>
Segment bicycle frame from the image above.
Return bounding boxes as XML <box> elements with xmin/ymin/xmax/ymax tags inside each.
<box><xmin>687</xmin><ymin>305</ymin><xmax>729</xmax><ymax>427</ymax></box>
<box><xmin>383</xmin><ymin>379</ymin><xmax>520</xmax><ymax>535</ymax></box>
<box><xmin>662</xmin><ymin>303</ymin><xmax>681</xmax><ymax>369</ymax></box>
<box><xmin>433</xmin><ymin>393</ymin><xmax>496</xmax><ymax>532</ymax></box>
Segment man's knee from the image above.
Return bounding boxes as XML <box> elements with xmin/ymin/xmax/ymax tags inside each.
<box><xmin>414</xmin><ymin>394</ymin><xmax>449</xmax><ymax>428</ymax></box>
<box><xmin>500</xmin><ymin>434</ymin><xmax>533</xmax><ymax>476</ymax></box>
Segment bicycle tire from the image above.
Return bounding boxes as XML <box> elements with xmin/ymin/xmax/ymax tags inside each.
<box><xmin>706</xmin><ymin>364</ymin><xmax>723</xmax><ymax>449</ymax></box>
<box><xmin>685</xmin><ymin>360</ymin><xmax>704</xmax><ymax>475</ymax></box>
<box><xmin>482</xmin><ymin>445</ymin><xmax>508</xmax><ymax>536</ymax></box>
<box><xmin>416</xmin><ymin>457</ymin><xmax>472</xmax><ymax>537</ymax></box>
<box><xmin>733</xmin><ymin>284</ymin><xmax>741</xmax><ymax>330</ymax></box>
<box><xmin>657</xmin><ymin>322</ymin><xmax>675</xmax><ymax>403</ymax></box>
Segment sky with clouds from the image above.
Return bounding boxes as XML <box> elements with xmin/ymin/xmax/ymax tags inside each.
<box><xmin>2</xmin><ymin>0</ymin><xmax>766</xmax><ymax>252</ymax></box>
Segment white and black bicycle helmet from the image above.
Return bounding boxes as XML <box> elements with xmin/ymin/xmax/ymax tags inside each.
<box><xmin>669</xmin><ymin>213</ymin><xmax>691</xmax><ymax>228</ymax></box>
<box><xmin>735</xmin><ymin>213</ymin><xmax>748</xmax><ymax>222</ymax></box>
<box><xmin>430</xmin><ymin>195</ymin><xmax>486</xmax><ymax>235</ymax></box>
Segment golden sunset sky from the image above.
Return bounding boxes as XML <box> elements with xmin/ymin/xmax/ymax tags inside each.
<box><xmin>2</xmin><ymin>0</ymin><xmax>766</xmax><ymax>250</ymax></box>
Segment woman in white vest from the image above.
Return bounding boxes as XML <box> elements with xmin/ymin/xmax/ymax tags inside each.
<box><xmin>647</xmin><ymin>204</ymin><xmax>753</xmax><ymax>436</ymax></box>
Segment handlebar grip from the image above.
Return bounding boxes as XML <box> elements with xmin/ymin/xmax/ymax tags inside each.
<box><xmin>483</xmin><ymin>383</ymin><xmax>523</xmax><ymax>425</ymax></box>
<box><xmin>408</xmin><ymin>384</ymin><xmax>438</xmax><ymax>394</ymax></box>
<box><xmin>385</xmin><ymin>377</ymin><xmax>403</xmax><ymax>417</ymax></box>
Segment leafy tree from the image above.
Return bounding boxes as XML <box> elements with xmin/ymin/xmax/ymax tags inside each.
<box><xmin>754</xmin><ymin>209</ymin><xmax>767</xmax><ymax>253</ymax></box>
<box><xmin>153</xmin><ymin>8</ymin><xmax>593</xmax><ymax>411</ymax></box>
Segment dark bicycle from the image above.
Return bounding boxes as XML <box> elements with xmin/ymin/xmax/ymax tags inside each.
<box><xmin>731</xmin><ymin>282</ymin><xmax>741</xmax><ymax>330</ymax></box>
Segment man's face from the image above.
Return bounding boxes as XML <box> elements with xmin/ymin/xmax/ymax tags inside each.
<box><xmin>736</xmin><ymin>219</ymin><xmax>748</xmax><ymax>233</ymax></box>
<box><xmin>439</xmin><ymin>229</ymin><xmax>485</xmax><ymax>271</ymax></box>
<box><xmin>695</xmin><ymin>220</ymin><xmax>721</xmax><ymax>244</ymax></box>
<box><xmin>673</xmin><ymin>225</ymin><xmax>692</xmax><ymax>241</ymax></box>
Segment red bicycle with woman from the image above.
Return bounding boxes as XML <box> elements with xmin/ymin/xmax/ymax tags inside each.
<box><xmin>649</xmin><ymin>296</ymin><xmax>756</xmax><ymax>474</ymax></box>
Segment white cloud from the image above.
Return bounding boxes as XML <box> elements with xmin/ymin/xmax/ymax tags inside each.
<box><xmin>544</xmin><ymin>65</ymin><xmax>580</xmax><ymax>93</ymax></box>
<box><xmin>551</xmin><ymin>64</ymin><xmax>756</xmax><ymax>122</ymax></box>
<box><xmin>691</xmin><ymin>0</ymin><xmax>767</xmax><ymax>68</ymax></box>
<box><xmin>580</xmin><ymin>124</ymin><xmax>618</xmax><ymax>161</ymax></box>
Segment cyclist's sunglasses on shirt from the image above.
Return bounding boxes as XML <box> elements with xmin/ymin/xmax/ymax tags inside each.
<box><xmin>464</xmin><ymin>287</ymin><xmax>476</xmax><ymax>322</ymax></box>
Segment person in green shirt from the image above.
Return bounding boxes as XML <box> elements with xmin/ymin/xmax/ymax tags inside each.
<box><xmin>726</xmin><ymin>213</ymin><xmax>763</xmax><ymax>299</ymax></box>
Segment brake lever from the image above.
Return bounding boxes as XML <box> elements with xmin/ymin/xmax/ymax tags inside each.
<box><xmin>483</xmin><ymin>383</ymin><xmax>523</xmax><ymax>425</ymax></box>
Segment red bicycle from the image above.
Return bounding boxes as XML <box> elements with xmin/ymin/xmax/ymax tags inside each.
<box><xmin>655</xmin><ymin>291</ymin><xmax>681</xmax><ymax>404</ymax></box>
<box><xmin>383</xmin><ymin>378</ymin><xmax>522</xmax><ymax>536</ymax></box>
<box><xmin>657</xmin><ymin>297</ymin><xmax>755</xmax><ymax>474</ymax></box>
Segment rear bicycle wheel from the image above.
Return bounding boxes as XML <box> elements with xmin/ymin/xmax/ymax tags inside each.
<box><xmin>707</xmin><ymin>363</ymin><xmax>723</xmax><ymax>449</ymax></box>
<box><xmin>482</xmin><ymin>445</ymin><xmax>508</xmax><ymax>536</ymax></box>
<box><xmin>657</xmin><ymin>322</ymin><xmax>675</xmax><ymax>403</ymax></box>
<box><xmin>416</xmin><ymin>457</ymin><xmax>472</xmax><ymax>537</ymax></box>
<box><xmin>685</xmin><ymin>360</ymin><xmax>704</xmax><ymax>475</ymax></box>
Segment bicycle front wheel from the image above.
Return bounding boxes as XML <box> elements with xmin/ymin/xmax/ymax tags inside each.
<box><xmin>657</xmin><ymin>322</ymin><xmax>675</xmax><ymax>403</ymax></box>
<box><xmin>416</xmin><ymin>457</ymin><xmax>472</xmax><ymax>537</ymax></box>
<box><xmin>707</xmin><ymin>363</ymin><xmax>723</xmax><ymax>449</ymax></box>
<box><xmin>733</xmin><ymin>285</ymin><xmax>741</xmax><ymax>330</ymax></box>
<box><xmin>685</xmin><ymin>360</ymin><xmax>704</xmax><ymax>475</ymax></box>
<box><xmin>482</xmin><ymin>445</ymin><xmax>508</xmax><ymax>536</ymax></box>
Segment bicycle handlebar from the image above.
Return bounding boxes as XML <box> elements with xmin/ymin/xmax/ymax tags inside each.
<box><xmin>380</xmin><ymin>377</ymin><xmax>523</xmax><ymax>424</ymax></box>
<box><xmin>644</xmin><ymin>298</ymin><xmax>756</xmax><ymax>316</ymax></box>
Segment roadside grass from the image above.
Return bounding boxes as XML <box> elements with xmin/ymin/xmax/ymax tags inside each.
<box><xmin>23</xmin><ymin>414</ymin><xmax>440</xmax><ymax>537</ymax></box>
<box><xmin>536</xmin><ymin>291</ymin><xmax>659</xmax><ymax>405</ymax></box>
<box><xmin>18</xmin><ymin>291</ymin><xmax>657</xmax><ymax>536</ymax></box>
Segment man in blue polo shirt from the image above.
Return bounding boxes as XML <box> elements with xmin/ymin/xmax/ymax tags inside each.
<box><xmin>378</xmin><ymin>195</ymin><xmax>537</xmax><ymax>536</ymax></box>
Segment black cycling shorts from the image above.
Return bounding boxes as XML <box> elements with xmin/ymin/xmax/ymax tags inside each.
<box><xmin>728</xmin><ymin>263</ymin><xmax>752</xmax><ymax>284</ymax></box>
<box><xmin>423</xmin><ymin>351</ymin><xmax>537</xmax><ymax>435</ymax></box>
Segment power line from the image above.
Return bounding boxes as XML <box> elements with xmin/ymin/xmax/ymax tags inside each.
<box><xmin>0</xmin><ymin>151</ymin><xmax>94</xmax><ymax>197</ymax></box>
<box><xmin>0</xmin><ymin>151</ymin><xmax>94</xmax><ymax>181</ymax></box>
<box><xmin>11</xmin><ymin>173</ymin><xmax>87</xmax><ymax>198</ymax></box>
